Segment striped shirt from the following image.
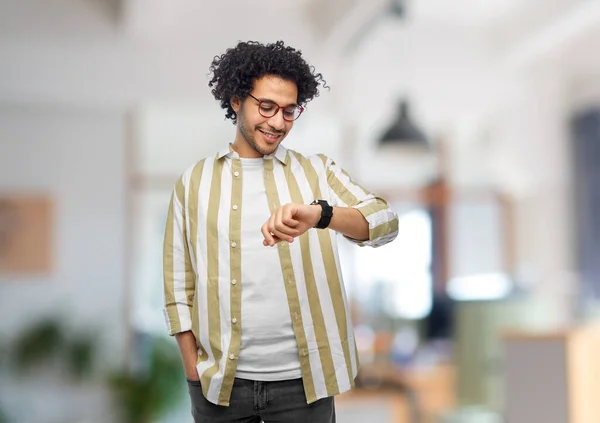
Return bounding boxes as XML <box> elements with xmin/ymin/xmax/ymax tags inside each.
<box><xmin>163</xmin><ymin>144</ymin><xmax>399</xmax><ymax>406</ymax></box>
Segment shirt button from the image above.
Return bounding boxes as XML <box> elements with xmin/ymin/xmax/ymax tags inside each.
<box><xmin>229</xmin><ymin>354</ymin><xmax>235</xmax><ymax>360</ymax></box>
<box><xmin>231</xmin><ymin>279</ymin><xmax>237</xmax><ymax>285</ymax></box>
<box><xmin>232</xmin><ymin>205</ymin><xmax>238</xmax><ymax>211</ymax></box>
<box><xmin>231</xmin><ymin>242</ymin><xmax>237</xmax><ymax>248</ymax></box>
<box><xmin>232</xmin><ymin>317</ymin><xmax>237</xmax><ymax>324</ymax></box>
<box><xmin>233</xmin><ymin>171</ymin><xmax>240</xmax><ymax>177</ymax></box>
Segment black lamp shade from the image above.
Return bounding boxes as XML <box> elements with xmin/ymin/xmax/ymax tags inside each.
<box><xmin>379</xmin><ymin>101</ymin><xmax>427</xmax><ymax>145</ymax></box>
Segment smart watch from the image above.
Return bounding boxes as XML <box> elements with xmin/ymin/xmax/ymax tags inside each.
<box><xmin>310</xmin><ymin>199</ymin><xmax>333</xmax><ymax>229</ymax></box>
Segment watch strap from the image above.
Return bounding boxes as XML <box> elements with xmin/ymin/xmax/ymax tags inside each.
<box><xmin>310</xmin><ymin>200</ymin><xmax>333</xmax><ymax>229</ymax></box>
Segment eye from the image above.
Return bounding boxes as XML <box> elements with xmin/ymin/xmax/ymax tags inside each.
<box><xmin>283</xmin><ymin>107</ymin><xmax>297</xmax><ymax>118</ymax></box>
<box><xmin>259</xmin><ymin>102</ymin><xmax>276</xmax><ymax>113</ymax></box>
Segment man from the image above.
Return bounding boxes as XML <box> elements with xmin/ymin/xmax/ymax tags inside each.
<box><xmin>163</xmin><ymin>40</ymin><xmax>398</xmax><ymax>423</ymax></box>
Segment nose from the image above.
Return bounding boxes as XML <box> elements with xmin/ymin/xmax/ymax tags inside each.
<box><xmin>267</xmin><ymin>109</ymin><xmax>286</xmax><ymax>131</ymax></box>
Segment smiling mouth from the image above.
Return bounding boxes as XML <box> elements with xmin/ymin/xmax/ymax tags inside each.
<box><xmin>258</xmin><ymin>129</ymin><xmax>284</xmax><ymax>141</ymax></box>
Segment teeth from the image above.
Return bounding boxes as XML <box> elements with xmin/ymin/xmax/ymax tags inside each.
<box><xmin>262</xmin><ymin>131</ymin><xmax>279</xmax><ymax>139</ymax></box>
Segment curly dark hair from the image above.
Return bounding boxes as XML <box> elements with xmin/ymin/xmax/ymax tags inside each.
<box><xmin>208</xmin><ymin>40</ymin><xmax>328</xmax><ymax>124</ymax></box>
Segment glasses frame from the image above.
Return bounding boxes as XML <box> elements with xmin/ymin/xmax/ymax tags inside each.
<box><xmin>247</xmin><ymin>93</ymin><xmax>304</xmax><ymax>122</ymax></box>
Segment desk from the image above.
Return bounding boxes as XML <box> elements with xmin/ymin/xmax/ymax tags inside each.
<box><xmin>337</xmin><ymin>364</ymin><xmax>455</xmax><ymax>423</ymax></box>
<box><xmin>503</xmin><ymin>326</ymin><xmax>600</xmax><ymax>423</ymax></box>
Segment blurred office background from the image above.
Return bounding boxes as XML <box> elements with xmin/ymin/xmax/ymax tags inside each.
<box><xmin>2</xmin><ymin>0</ymin><xmax>600</xmax><ymax>422</ymax></box>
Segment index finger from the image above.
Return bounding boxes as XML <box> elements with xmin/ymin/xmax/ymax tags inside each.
<box><xmin>261</xmin><ymin>222</ymin><xmax>276</xmax><ymax>246</ymax></box>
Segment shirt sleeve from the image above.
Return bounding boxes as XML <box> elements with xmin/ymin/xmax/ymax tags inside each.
<box><xmin>319</xmin><ymin>154</ymin><xmax>399</xmax><ymax>248</ymax></box>
<box><xmin>162</xmin><ymin>176</ymin><xmax>195</xmax><ymax>335</ymax></box>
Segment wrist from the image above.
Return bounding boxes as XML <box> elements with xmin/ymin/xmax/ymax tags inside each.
<box><xmin>184</xmin><ymin>356</ymin><xmax>199</xmax><ymax>379</ymax></box>
<box><xmin>310</xmin><ymin>204</ymin><xmax>322</xmax><ymax>227</ymax></box>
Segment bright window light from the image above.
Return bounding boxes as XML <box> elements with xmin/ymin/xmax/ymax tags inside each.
<box><xmin>446</xmin><ymin>272</ymin><xmax>513</xmax><ymax>301</ymax></box>
<box><xmin>342</xmin><ymin>207</ymin><xmax>433</xmax><ymax>319</ymax></box>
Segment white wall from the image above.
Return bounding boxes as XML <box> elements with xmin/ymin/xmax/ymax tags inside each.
<box><xmin>0</xmin><ymin>104</ymin><xmax>127</xmax><ymax>423</ymax></box>
<box><xmin>490</xmin><ymin>63</ymin><xmax>578</xmax><ymax>325</ymax></box>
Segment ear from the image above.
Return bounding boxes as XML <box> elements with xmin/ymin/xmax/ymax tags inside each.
<box><xmin>231</xmin><ymin>96</ymin><xmax>241</xmax><ymax>113</ymax></box>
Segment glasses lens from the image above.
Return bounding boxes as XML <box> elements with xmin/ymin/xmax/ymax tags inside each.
<box><xmin>283</xmin><ymin>106</ymin><xmax>301</xmax><ymax>121</ymax></box>
<box><xmin>258</xmin><ymin>101</ymin><xmax>278</xmax><ymax>117</ymax></box>
<box><xmin>257</xmin><ymin>100</ymin><xmax>302</xmax><ymax>121</ymax></box>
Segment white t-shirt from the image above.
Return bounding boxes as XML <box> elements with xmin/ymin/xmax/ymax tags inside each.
<box><xmin>235</xmin><ymin>157</ymin><xmax>302</xmax><ymax>381</ymax></box>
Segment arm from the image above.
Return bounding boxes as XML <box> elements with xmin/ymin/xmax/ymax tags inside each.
<box><xmin>163</xmin><ymin>176</ymin><xmax>198</xmax><ymax>379</ymax></box>
<box><xmin>261</xmin><ymin>203</ymin><xmax>368</xmax><ymax>246</ymax></box>
<box><xmin>321</xmin><ymin>155</ymin><xmax>399</xmax><ymax>248</ymax></box>
<box><xmin>261</xmin><ymin>155</ymin><xmax>398</xmax><ymax>247</ymax></box>
<box><xmin>328</xmin><ymin>206</ymin><xmax>369</xmax><ymax>241</ymax></box>
<box><xmin>175</xmin><ymin>331</ymin><xmax>200</xmax><ymax>380</ymax></box>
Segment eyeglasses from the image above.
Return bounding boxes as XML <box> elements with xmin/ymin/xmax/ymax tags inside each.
<box><xmin>248</xmin><ymin>94</ymin><xmax>304</xmax><ymax>121</ymax></box>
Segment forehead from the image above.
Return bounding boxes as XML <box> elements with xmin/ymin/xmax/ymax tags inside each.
<box><xmin>252</xmin><ymin>75</ymin><xmax>298</xmax><ymax>104</ymax></box>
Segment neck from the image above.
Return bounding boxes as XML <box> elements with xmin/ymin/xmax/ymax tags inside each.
<box><xmin>231</xmin><ymin>132</ymin><xmax>262</xmax><ymax>159</ymax></box>
<box><xmin>231</xmin><ymin>141</ymin><xmax>261</xmax><ymax>158</ymax></box>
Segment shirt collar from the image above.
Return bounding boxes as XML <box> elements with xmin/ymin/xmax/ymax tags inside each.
<box><xmin>217</xmin><ymin>144</ymin><xmax>289</xmax><ymax>165</ymax></box>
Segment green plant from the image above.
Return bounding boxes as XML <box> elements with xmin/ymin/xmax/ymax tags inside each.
<box><xmin>11</xmin><ymin>320</ymin><xmax>64</xmax><ymax>371</ymax></box>
<box><xmin>9</xmin><ymin>318</ymin><xmax>96</xmax><ymax>381</ymax></box>
<box><xmin>4</xmin><ymin>319</ymin><xmax>187</xmax><ymax>423</ymax></box>
<box><xmin>107</xmin><ymin>336</ymin><xmax>186</xmax><ymax>423</ymax></box>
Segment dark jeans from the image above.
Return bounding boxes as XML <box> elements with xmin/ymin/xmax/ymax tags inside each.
<box><xmin>187</xmin><ymin>377</ymin><xmax>336</xmax><ymax>423</ymax></box>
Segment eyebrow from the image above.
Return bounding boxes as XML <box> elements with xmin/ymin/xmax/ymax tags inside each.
<box><xmin>257</xmin><ymin>97</ymin><xmax>298</xmax><ymax>108</ymax></box>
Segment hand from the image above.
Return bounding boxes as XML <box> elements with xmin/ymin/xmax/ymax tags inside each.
<box><xmin>175</xmin><ymin>332</ymin><xmax>201</xmax><ymax>381</ymax></box>
<box><xmin>183</xmin><ymin>352</ymin><xmax>200</xmax><ymax>380</ymax></box>
<box><xmin>261</xmin><ymin>203</ymin><xmax>321</xmax><ymax>246</ymax></box>
<box><xmin>184</xmin><ymin>356</ymin><xmax>200</xmax><ymax>381</ymax></box>
<box><xmin>186</xmin><ymin>371</ymin><xmax>200</xmax><ymax>381</ymax></box>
